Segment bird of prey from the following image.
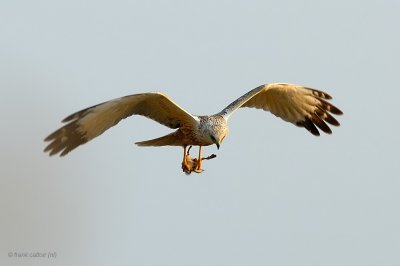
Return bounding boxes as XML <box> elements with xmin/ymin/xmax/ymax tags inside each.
<box><xmin>44</xmin><ymin>83</ymin><xmax>343</xmax><ymax>173</ymax></box>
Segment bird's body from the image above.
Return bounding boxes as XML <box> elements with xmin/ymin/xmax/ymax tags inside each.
<box><xmin>136</xmin><ymin>115</ymin><xmax>228</xmax><ymax>147</ymax></box>
<box><xmin>44</xmin><ymin>83</ymin><xmax>343</xmax><ymax>173</ymax></box>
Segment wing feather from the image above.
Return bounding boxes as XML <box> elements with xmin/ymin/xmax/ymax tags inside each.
<box><xmin>44</xmin><ymin>92</ymin><xmax>199</xmax><ymax>156</ymax></box>
<box><xmin>218</xmin><ymin>83</ymin><xmax>343</xmax><ymax>136</ymax></box>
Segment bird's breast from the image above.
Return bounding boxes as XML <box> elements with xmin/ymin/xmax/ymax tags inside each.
<box><xmin>179</xmin><ymin>126</ymin><xmax>213</xmax><ymax>146</ymax></box>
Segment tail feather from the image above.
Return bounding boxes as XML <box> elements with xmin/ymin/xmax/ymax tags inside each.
<box><xmin>135</xmin><ymin>131</ymin><xmax>182</xmax><ymax>147</ymax></box>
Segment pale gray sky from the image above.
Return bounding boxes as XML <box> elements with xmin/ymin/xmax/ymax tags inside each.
<box><xmin>1</xmin><ymin>1</ymin><xmax>399</xmax><ymax>266</ymax></box>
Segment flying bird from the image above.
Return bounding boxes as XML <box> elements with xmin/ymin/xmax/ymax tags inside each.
<box><xmin>44</xmin><ymin>83</ymin><xmax>343</xmax><ymax>173</ymax></box>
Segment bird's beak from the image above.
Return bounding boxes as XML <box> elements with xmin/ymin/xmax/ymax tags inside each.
<box><xmin>215</xmin><ymin>142</ymin><xmax>220</xmax><ymax>150</ymax></box>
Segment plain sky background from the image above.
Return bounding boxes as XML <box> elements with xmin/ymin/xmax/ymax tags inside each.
<box><xmin>1</xmin><ymin>0</ymin><xmax>399</xmax><ymax>265</ymax></box>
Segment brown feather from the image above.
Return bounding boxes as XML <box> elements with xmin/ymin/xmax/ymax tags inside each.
<box><xmin>296</xmin><ymin>117</ymin><xmax>320</xmax><ymax>136</ymax></box>
<box><xmin>44</xmin><ymin>121</ymin><xmax>88</xmax><ymax>156</ymax></box>
<box><xmin>305</xmin><ymin>87</ymin><xmax>333</xmax><ymax>99</ymax></box>
<box><xmin>315</xmin><ymin>106</ymin><xmax>340</xmax><ymax>126</ymax></box>
<box><xmin>317</xmin><ymin>98</ymin><xmax>343</xmax><ymax>115</ymax></box>
<box><xmin>311</xmin><ymin>113</ymin><xmax>332</xmax><ymax>134</ymax></box>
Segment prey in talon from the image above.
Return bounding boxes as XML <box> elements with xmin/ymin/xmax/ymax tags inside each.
<box><xmin>182</xmin><ymin>146</ymin><xmax>217</xmax><ymax>174</ymax></box>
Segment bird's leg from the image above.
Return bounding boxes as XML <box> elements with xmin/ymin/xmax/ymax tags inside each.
<box><xmin>181</xmin><ymin>145</ymin><xmax>192</xmax><ymax>173</ymax></box>
<box><xmin>194</xmin><ymin>146</ymin><xmax>203</xmax><ymax>173</ymax></box>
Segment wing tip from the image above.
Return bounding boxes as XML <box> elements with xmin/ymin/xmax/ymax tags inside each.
<box><xmin>43</xmin><ymin>120</ymin><xmax>88</xmax><ymax>157</ymax></box>
<box><xmin>296</xmin><ymin>118</ymin><xmax>320</xmax><ymax>136</ymax></box>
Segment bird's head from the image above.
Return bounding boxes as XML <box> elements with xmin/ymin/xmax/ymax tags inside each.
<box><xmin>207</xmin><ymin>116</ymin><xmax>228</xmax><ymax>149</ymax></box>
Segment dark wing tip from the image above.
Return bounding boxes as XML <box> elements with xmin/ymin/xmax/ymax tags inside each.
<box><xmin>334</xmin><ymin>108</ymin><xmax>344</xmax><ymax>115</ymax></box>
<box><xmin>328</xmin><ymin>104</ymin><xmax>343</xmax><ymax>115</ymax></box>
<box><xmin>296</xmin><ymin>117</ymin><xmax>320</xmax><ymax>136</ymax></box>
<box><xmin>311</xmin><ymin>113</ymin><xmax>332</xmax><ymax>134</ymax></box>
<box><xmin>315</xmin><ymin>106</ymin><xmax>340</xmax><ymax>126</ymax></box>
<box><xmin>305</xmin><ymin>87</ymin><xmax>333</xmax><ymax>100</ymax></box>
<box><xmin>317</xmin><ymin>98</ymin><xmax>343</xmax><ymax>115</ymax></box>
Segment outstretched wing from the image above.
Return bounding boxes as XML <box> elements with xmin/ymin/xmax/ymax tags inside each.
<box><xmin>218</xmin><ymin>83</ymin><xmax>343</xmax><ymax>136</ymax></box>
<box><xmin>44</xmin><ymin>92</ymin><xmax>199</xmax><ymax>156</ymax></box>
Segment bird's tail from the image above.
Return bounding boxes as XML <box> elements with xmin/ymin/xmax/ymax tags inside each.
<box><xmin>135</xmin><ymin>131</ymin><xmax>182</xmax><ymax>147</ymax></box>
